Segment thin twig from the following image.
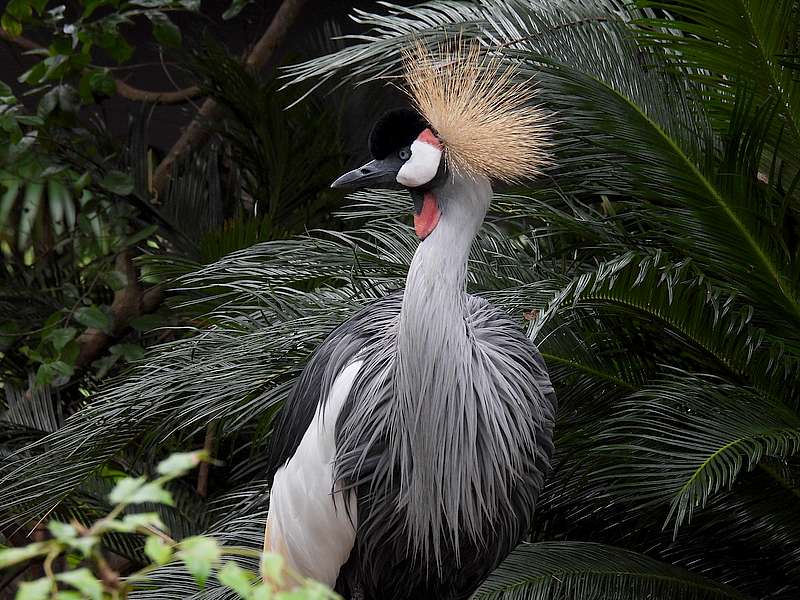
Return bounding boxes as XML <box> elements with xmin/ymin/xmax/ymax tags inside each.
<box><xmin>0</xmin><ymin>30</ymin><xmax>202</xmax><ymax>105</ymax></box>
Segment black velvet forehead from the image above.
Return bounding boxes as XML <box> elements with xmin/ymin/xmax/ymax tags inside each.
<box><xmin>369</xmin><ymin>108</ymin><xmax>428</xmax><ymax>160</ymax></box>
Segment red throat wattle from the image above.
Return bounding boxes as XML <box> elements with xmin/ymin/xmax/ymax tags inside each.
<box><xmin>414</xmin><ymin>192</ymin><xmax>440</xmax><ymax>240</ymax></box>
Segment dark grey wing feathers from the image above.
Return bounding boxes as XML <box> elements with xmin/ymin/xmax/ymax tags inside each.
<box><xmin>264</xmin><ymin>293</ymin><xmax>403</xmax><ymax>481</ymax></box>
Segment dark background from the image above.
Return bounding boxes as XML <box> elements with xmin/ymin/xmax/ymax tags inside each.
<box><xmin>0</xmin><ymin>0</ymin><xmax>407</xmax><ymax>155</ymax></box>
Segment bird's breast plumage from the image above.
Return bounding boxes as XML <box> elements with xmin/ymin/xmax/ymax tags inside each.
<box><xmin>266</xmin><ymin>291</ymin><xmax>556</xmax><ymax>600</ymax></box>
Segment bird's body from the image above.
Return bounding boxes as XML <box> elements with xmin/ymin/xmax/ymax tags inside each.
<box><xmin>264</xmin><ymin>40</ymin><xmax>556</xmax><ymax>599</ymax></box>
<box><xmin>265</xmin><ymin>174</ymin><xmax>556</xmax><ymax>599</ymax></box>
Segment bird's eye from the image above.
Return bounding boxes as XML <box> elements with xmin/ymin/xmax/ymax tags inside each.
<box><xmin>398</xmin><ymin>148</ymin><xmax>411</xmax><ymax>160</ymax></box>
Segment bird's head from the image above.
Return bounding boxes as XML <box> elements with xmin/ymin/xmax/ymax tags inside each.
<box><xmin>331</xmin><ymin>107</ymin><xmax>446</xmax><ymax>239</ymax></box>
<box><xmin>331</xmin><ymin>39</ymin><xmax>551</xmax><ymax>241</ymax></box>
<box><xmin>331</xmin><ymin>108</ymin><xmax>444</xmax><ymax>191</ymax></box>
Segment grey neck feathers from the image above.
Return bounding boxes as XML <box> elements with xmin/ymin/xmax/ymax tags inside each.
<box><xmin>398</xmin><ymin>173</ymin><xmax>490</xmax><ymax>376</ymax></box>
<box><xmin>394</xmin><ymin>173</ymin><xmax>492</xmax><ymax>561</ymax></box>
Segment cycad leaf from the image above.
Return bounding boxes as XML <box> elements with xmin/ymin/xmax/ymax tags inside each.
<box><xmin>536</xmin><ymin>251</ymin><xmax>799</xmax><ymax>401</ymax></box>
<box><xmin>598</xmin><ymin>371</ymin><xmax>800</xmax><ymax>534</ymax></box>
<box><xmin>286</xmin><ymin>0</ymin><xmax>800</xmax><ymax>328</ymax></box>
<box><xmin>473</xmin><ymin>541</ymin><xmax>744</xmax><ymax>599</ymax></box>
<box><xmin>635</xmin><ymin>0</ymin><xmax>800</xmax><ymax>150</ymax></box>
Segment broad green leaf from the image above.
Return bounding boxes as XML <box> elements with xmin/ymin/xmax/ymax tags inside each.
<box><xmin>74</xmin><ymin>305</ymin><xmax>112</xmax><ymax>332</ymax></box>
<box><xmin>19</xmin><ymin>61</ymin><xmax>45</xmax><ymax>85</ymax></box>
<box><xmin>178</xmin><ymin>536</ymin><xmax>220</xmax><ymax>588</ymax></box>
<box><xmin>251</xmin><ymin>584</ymin><xmax>273</xmax><ymax>600</ymax></box>
<box><xmin>83</xmin><ymin>0</ymin><xmax>113</xmax><ymax>19</ymax></box>
<box><xmin>56</xmin><ymin>568</ymin><xmax>102</xmax><ymax>600</ymax></box>
<box><xmin>0</xmin><ymin>322</ymin><xmax>19</xmax><ymax>352</ymax></box>
<box><xmin>49</xmin><ymin>36</ymin><xmax>72</xmax><ymax>56</ymax></box>
<box><xmin>37</xmin><ymin>87</ymin><xmax>59</xmax><ymax>117</ymax></box>
<box><xmin>89</xmin><ymin>70</ymin><xmax>115</xmax><ymax>96</ymax></box>
<box><xmin>56</xmin><ymin>592</ymin><xmax>85</xmax><ymax>600</ymax></box>
<box><xmin>0</xmin><ymin>543</ymin><xmax>50</xmax><ymax>568</ymax></box>
<box><xmin>109</xmin><ymin>476</ymin><xmax>173</xmax><ymax>506</ymax></box>
<box><xmin>103</xmin><ymin>269</ymin><xmax>128</xmax><ymax>291</ymax></box>
<box><xmin>60</xmin><ymin>339</ymin><xmax>79</xmax><ymax>365</ymax></box>
<box><xmin>0</xmin><ymin>113</ymin><xmax>19</xmax><ymax>134</ymax></box>
<box><xmin>91</xmin><ymin>354</ymin><xmax>120</xmax><ymax>379</ymax></box>
<box><xmin>223</xmin><ymin>0</ymin><xmax>250</xmax><ymax>20</ymax></box>
<box><xmin>110</xmin><ymin>343</ymin><xmax>145</xmax><ymax>362</ymax></box>
<box><xmin>123</xmin><ymin>512</ymin><xmax>166</xmax><ymax>530</ymax></box>
<box><xmin>105</xmin><ymin>34</ymin><xmax>134</xmax><ymax>64</ymax></box>
<box><xmin>56</xmin><ymin>85</ymin><xmax>80</xmax><ymax>113</ymax></box>
<box><xmin>0</xmin><ymin>180</ymin><xmax>20</xmax><ymax>225</ymax></box>
<box><xmin>261</xmin><ymin>553</ymin><xmax>284</xmax><ymax>585</ymax></box>
<box><xmin>18</xmin><ymin>181</ymin><xmax>43</xmax><ymax>249</ymax></box>
<box><xmin>1</xmin><ymin>15</ymin><xmax>22</xmax><ymax>37</ymax></box>
<box><xmin>45</xmin><ymin>327</ymin><xmax>77</xmax><ymax>352</ymax></box>
<box><xmin>65</xmin><ymin>536</ymin><xmax>97</xmax><ymax>557</ymax></box>
<box><xmin>16</xmin><ymin>115</ymin><xmax>43</xmax><ymax>126</ymax></box>
<box><xmin>156</xmin><ymin>450</ymin><xmax>206</xmax><ymax>477</ymax></box>
<box><xmin>144</xmin><ymin>536</ymin><xmax>173</xmax><ymax>565</ymax></box>
<box><xmin>99</xmin><ymin>170</ymin><xmax>133</xmax><ymax>195</ymax></box>
<box><xmin>150</xmin><ymin>12</ymin><xmax>181</xmax><ymax>47</ymax></box>
<box><xmin>15</xmin><ymin>577</ymin><xmax>51</xmax><ymax>600</ymax></box>
<box><xmin>123</xmin><ymin>223</ymin><xmax>158</xmax><ymax>247</ymax></box>
<box><xmin>47</xmin><ymin>178</ymin><xmax>70</xmax><ymax>235</ymax></box>
<box><xmin>100</xmin><ymin>512</ymin><xmax>165</xmax><ymax>533</ymax></box>
<box><xmin>275</xmin><ymin>592</ymin><xmax>310</xmax><ymax>600</ymax></box>
<box><xmin>6</xmin><ymin>0</ymin><xmax>32</xmax><ymax>19</ymax></box>
<box><xmin>74</xmin><ymin>171</ymin><xmax>91</xmax><ymax>191</ymax></box>
<box><xmin>130</xmin><ymin>313</ymin><xmax>164</xmax><ymax>332</ymax></box>
<box><xmin>218</xmin><ymin>561</ymin><xmax>254</xmax><ymax>598</ymax></box>
<box><xmin>47</xmin><ymin>521</ymin><xmax>77</xmax><ymax>542</ymax></box>
<box><xmin>35</xmin><ymin>360</ymin><xmax>74</xmax><ymax>386</ymax></box>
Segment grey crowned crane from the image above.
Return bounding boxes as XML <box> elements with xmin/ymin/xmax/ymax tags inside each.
<box><xmin>263</xmin><ymin>41</ymin><xmax>556</xmax><ymax>600</ymax></box>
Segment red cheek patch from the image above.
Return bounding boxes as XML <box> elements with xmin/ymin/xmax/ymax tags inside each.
<box><xmin>417</xmin><ymin>128</ymin><xmax>443</xmax><ymax>150</ymax></box>
<box><xmin>414</xmin><ymin>192</ymin><xmax>440</xmax><ymax>240</ymax></box>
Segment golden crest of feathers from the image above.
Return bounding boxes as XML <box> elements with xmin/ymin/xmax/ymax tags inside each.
<box><xmin>402</xmin><ymin>40</ymin><xmax>551</xmax><ymax>183</ymax></box>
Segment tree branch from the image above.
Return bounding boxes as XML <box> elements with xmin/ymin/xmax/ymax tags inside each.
<box><xmin>196</xmin><ymin>420</ymin><xmax>218</xmax><ymax>498</ymax></box>
<box><xmin>150</xmin><ymin>0</ymin><xmax>310</xmax><ymax>196</ymax></box>
<box><xmin>75</xmin><ymin>251</ymin><xmax>162</xmax><ymax>369</ymax></box>
<box><xmin>115</xmin><ymin>80</ymin><xmax>200</xmax><ymax>104</ymax></box>
<box><xmin>0</xmin><ymin>30</ymin><xmax>38</xmax><ymax>51</ymax></box>
<box><xmin>0</xmin><ymin>30</ymin><xmax>201</xmax><ymax>105</ymax></box>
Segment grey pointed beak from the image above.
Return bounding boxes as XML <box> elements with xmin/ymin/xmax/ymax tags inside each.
<box><xmin>331</xmin><ymin>156</ymin><xmax>404</xmax><ymax>189</ymax></box>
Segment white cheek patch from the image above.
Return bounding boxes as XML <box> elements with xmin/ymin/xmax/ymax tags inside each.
<box><xmin>396</xmin><ymin>131</ymin><xmax>443</xmax><ymax>187</ymax></box>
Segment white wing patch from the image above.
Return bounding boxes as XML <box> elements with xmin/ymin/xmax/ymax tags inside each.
<box><xmin>266</xmin><ymin>360</ymin><xmax>362</xmax><ymax>586</ymax></box>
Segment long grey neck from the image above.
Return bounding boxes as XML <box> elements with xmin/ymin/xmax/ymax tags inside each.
<box><xmin>393</xmin><ymin>173</ymin><xmax>492</xmax><ymax>557</ymax></box>
<box><xmin>398</xmin><ymin>174</ymin><xmax>491</xmax><ymax>353</ymax></box>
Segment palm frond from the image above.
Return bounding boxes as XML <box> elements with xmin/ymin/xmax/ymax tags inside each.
<box><xmin>0</xmin><ymin>379</ymin><xmax>63</xmax><ymax>446</ymax></box>
<box><xmin>286</xmin><ymin>0</ymin><xmax>800</xmax><ymax>331</ymax></box>
<box><xmin>473</xmin><ymin>541</ymin><xmax>745</xmax><ymax>599</ymax></box>
<box><xmin>535</xmin><ymin>251</ymin><xmax>799</xmax><ymax>400</ymax></box>
<box><xmin>635</xmin><ymin>0</ymin><xmax>800</xmax><ymax>161</ymax></box>
<box><xmin>596</xmin><ymin>370</ymin><xmax>800</xmax><ymax>534</ymax></box>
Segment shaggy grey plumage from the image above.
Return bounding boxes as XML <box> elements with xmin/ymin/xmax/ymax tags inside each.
<box><xmin>267</xmin><ymin>173</ymin><xmax>556</xmax><ymax>600</ymax></box>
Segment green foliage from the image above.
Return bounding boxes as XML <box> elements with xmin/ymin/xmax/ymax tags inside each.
<box><xmin>474</xmin><ymin>542</ymin><xmax>744</xmax><ymax>600</ymax></box>
<box><xmin>0</xmin><ymin>451</ymin><xmax>340</xmax><ymax>599</ymax></box>
<box><xmin>2</xmin><ymin>0</ymin><xmax>800</xmax><ymax>599</ymax></box>
<box><xmin>3</xmin><ymin>1</ymin><xmax>198</xmax><ymax>95</ymax></box>
<box><xmin>0</xmin><ymin>0</ymin><xmax>212</xmax><ymax>392</ymax></box>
